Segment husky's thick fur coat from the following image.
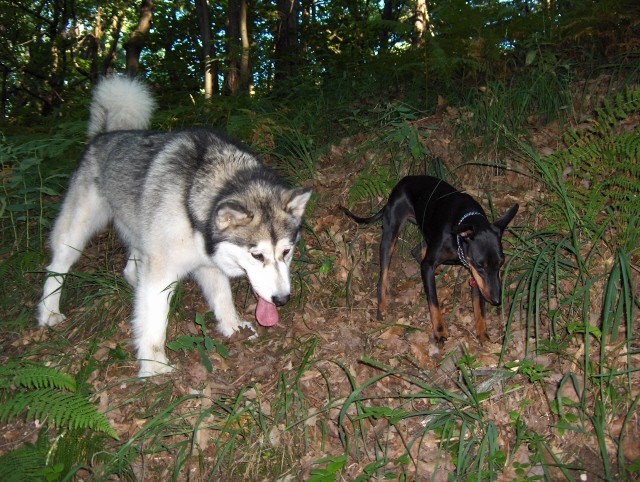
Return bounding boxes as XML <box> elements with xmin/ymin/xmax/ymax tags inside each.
<box><xmin>38</xmin><ymin>76</ymin><xmax>312</xmax><ymax>377</ymax></box>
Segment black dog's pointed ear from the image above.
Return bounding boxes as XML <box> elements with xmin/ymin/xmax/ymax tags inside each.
<box><xmin>493</xmin><ymin>204</ymin><xmax>519</xmax><ymax>233</ymax></box>
<box><xmin>453</xmin><ymin>224</ymin><xmax>476</xmax><ymax>239</ymax></box>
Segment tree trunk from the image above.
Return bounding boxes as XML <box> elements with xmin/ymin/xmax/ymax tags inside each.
<box><xmin>124</xmin><ymin>0</ymin><xmax>153</xmax><ymax>76</ymax></box>
<box><xmin>43</xmin><ymin>0</ymin><xmax>71</xmax><ymax>115</ymax></box>
<box><xmin>274</xmin><ymin>0</ymin><xmax>299</xmax><ymax>85</ymax></box>
<box><xmin>414</xmin><ymin>0</ymin><xmax>429</xmax><ymax>48</ymax></box>
<box><xmin>414</xmin><ymin>0</ymin><xmax>431</xmax><ymax>106</ymax></box>
<box><xmin>379</xmin><ymin>0</ymin><xmax>394</xmax><ymax>52</ymax></box>
<box><xmin>224</xmin><ymin>0</ymin><xmax>240</xmax><ymax>95</ymax></box>
<box><xmin>1</xmin><ymin>66</ymin><xmax>8</xmax><ymax>118</ymax></box>
<box><xmin>104</xmin><ymin>8</ymin><xmax>125</xmax><ymax>76</ymax></box>
<box><xmin>239</xmin><ymin>0</ymin><xmax>251</xmax><ymax>92</ymax></box>
<box><xmin>87</xmin><ymin>7</ymin><xmax>102</xmax><ymax>82</ymax></box>
<box><xmin>195</xmin><ymin>0</ymin><xmax>217</xmax><ymax>98</ymax></box>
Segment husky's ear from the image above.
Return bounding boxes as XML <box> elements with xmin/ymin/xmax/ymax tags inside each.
<box><xmin>286</xmin><ymin>188</ymin><xmax>312</xmax><ymax>220</ymax></box>
<box><xmin>216</xmin><ymin>201</ymin><xmax>253</xmax><ymax>230</ymax></box>
<box><xmin>493</xmin><ymin>204</ymin><xmax>519</xmax><ymax>233</ymax></box>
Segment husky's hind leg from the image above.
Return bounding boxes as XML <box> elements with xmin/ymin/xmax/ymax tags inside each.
<box><xmin>133</xmin><ymin>261</ymin><xmax>178</xmax><ymax>377</ymax></box>
<box><xmin>123</xmin><ymin>248</ymin><xmax>142</xmax><ymax>286</ymax></box>
<box><xmin>194</xmin><ymin>266</ymin><xmax>256</xmax><ymax>337</ymax></box>
<box><xmin>38</xmin><ymin>179</ymin><xmax>111</xmax><ymax>327</ymax></box>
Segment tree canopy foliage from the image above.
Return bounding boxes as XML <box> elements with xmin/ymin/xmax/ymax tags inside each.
<box><xmin>2</xmin><ymin>0</ymin><xmax>639</xmax><ymax>118</ymax></box>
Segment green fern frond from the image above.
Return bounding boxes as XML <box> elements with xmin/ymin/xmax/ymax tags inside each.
<box><xmin>348</xmin><ymin>167</ymin><xmax>395</xmax><ymax>206</ymax></box>
<box><xmin>0</xmin><ymin>425</ymin><xmax>109</xmax><ymax>482</ymax></box>
<box><xmin>0</xmin><ymin>434</ymin><xmax>49</xmax><ymax>482</ymax></box>
<box><xmin>0</xmin><ymin>363</ymin><xmax>118</xmax><ymax>439</ymax></box>
<box><xmin>0</xmin><ymin>362</ymin><xmax>76</xmax><ymax>391</ymax></box>
<box><xmin>543</xmin><ymin>87</ymin><xmax>640</xmax><ymax>229</ymax></box>
<box><xmin>572</xmin><ymin>86</ymin><xmax>640</xmax><ymax>139</ymax></box>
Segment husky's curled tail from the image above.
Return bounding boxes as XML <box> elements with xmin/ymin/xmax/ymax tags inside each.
<box><xmin>87</xmin><ymin>76</ymin><xmax>156</xmax><ymax>138</ymax></box>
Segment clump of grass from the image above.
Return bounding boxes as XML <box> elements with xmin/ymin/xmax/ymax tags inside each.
<box><xmin>501</xmin><ymin>88</ymin><xmax>639</xmax><ymax>479</ymax></box>
<box><xmin>346</xmin><ymin>102</ymin><xmax>447</xmax><ymax>207</ymax></box>
<box><xmin>0</xmin><ymin>125</ymin><xmax>88</xmax><ymax>352</ymax></box>
<box><xmin>453</xmin><ymin>53</ymin><xmax>573</xmax><ymax>162</ymax></box>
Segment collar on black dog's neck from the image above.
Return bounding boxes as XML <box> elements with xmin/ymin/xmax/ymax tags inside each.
<box><xmin>456</xmin><ymin>211</ymin><xmax>485</xmax><ymax>268</ymax></box>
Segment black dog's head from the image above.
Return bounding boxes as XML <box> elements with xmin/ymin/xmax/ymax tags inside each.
<box><xmin>455</xmin><ymin>204</ymin><xmax>519</xmax><ymax>305</ymax></box>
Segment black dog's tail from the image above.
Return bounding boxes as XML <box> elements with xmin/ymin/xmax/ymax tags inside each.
<box><xmin>339</xmin><ymin>205</ymin><xmax>384</xmax><ymax>225</ymax></box>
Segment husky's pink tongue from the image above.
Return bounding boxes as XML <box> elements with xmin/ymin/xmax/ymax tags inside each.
<box><xmin>255</xmin><ymin>297</ymin><xmax>279</xmax><ymax>327</ymax></box>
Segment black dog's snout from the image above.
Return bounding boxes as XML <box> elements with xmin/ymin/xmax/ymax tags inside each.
<box><xmin>485</xmin><ymin>285</ymin><xmax>501</xmax><ymax>306</ymax></box>
<box><xmin>272</xmin><ymin>294</ymin><xmax>290</xmax><ymax>307</ymax></box>
<box><xmin>489</xmin><ymin>281</ymin><xmax>503</xmax><ymax>306</ymax></box>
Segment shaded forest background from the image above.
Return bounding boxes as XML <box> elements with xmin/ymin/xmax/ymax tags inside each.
<box><xmin>3</xmin><ymin>0</ymin><xmax>639</xmax><ymax>119</ymax></box>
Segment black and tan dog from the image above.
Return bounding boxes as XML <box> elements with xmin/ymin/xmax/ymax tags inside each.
<box><xmin>341</xmin><ymin>176</ymin><xmax>518</xmax><ymax>344</ymax></box>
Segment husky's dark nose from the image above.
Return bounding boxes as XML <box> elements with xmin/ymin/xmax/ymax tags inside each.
<box><xmin>272</xmin><ymin>294</ymin><xmax>290</xmax><ymax>307</ymax></box>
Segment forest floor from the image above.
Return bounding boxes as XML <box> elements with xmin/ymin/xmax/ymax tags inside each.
<box><xmin>1</xmin><ymin>105</ymin><xmax>638</xmax><ymax>481</ymax></box>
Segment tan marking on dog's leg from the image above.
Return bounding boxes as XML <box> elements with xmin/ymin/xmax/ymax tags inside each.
<box><xmin>377</xmin><ymin>235</ymin><xmax>399</xmax><ymax>320</ymax></box>
<box><xmin>429</xmin><ymin>302</ymin><xmax>448</xmax><ymax>343</ymax></box>
<box><xmin>468</xmin><ymin>265</ymin><xmax>495</xmax><ymax>342</ymax></box>
<box><xmin>377</xmin><ymin>267</ymin><xmax>388</xmax><ymax>320</ymax></box>
<box><xmin>418</xmin><ymin>243</ymin><xmax>427</xmax><ymax>261</ymax></box>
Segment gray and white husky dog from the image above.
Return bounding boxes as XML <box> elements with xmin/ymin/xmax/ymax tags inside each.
<box><xmin>38</xmin><ymin>76</ymin><xmax>312</xmax><ymax>377</ymax></box>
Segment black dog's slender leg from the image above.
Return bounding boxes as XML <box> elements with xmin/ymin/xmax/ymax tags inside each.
<box><xmin>420</xmin><ymin>260</ymin><xmax>448</xmax><ymax>343</ymax></box>
<box><xmin>470</xmin><ymin>281</ymin><xmax>488</xmax><ymax>343</ymax></box>
<box><xmin>376</xmin><ymin>219</ymin><xmax>403</xmax><ymax>320</ymax></box>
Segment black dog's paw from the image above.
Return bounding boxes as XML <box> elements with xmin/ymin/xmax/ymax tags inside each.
<box><xmin>434</xmin><ymin>334</ymin><xmax>447</xmax><ymax>348</ymax></box>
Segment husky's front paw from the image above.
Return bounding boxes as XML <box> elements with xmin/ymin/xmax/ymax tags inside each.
<box><xmin>138</xmin><ymin>359</ymin><xmax>175</xmax><ymax>378</ymax></box>
<box><xmin>37</xmin><ymin>307</ymin><xmax>66</xmax><ymax>327</ymax></box>
<box><xmin>218</xmin><ymin>319</ymin><xmax>257</xmax><ymax>339</ymax></box>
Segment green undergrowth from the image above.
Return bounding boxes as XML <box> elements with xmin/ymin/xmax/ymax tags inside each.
<box><xmin>454</xmin><ymin>49</ymin><xmax>573</xmax><ymax>160</ymax></box>
<box><xmin>0</xmin><ymin>362</ymin><xmax>118</xmax><ymax>481</ymax></box>
<box><xmin>505</xmin><ymin>86</ymin><xmax>639</xmax><ymax>348</ymax></box>
<box><xmin>344</xmin><ymin>101</ymin><xmax>450</xmax><ymax>208</ymax></box>
<box><xmin>503</xmin><ymin>86</ymin><xmax>640</xmax><ymax>480</ymax></box>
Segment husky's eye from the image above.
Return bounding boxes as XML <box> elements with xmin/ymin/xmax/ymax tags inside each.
<box><xmin>282</xmin><ymin>249</ymin><xmax>291</xmax><ymax>257</ymax></box>
<box><xmin>251</xmin><ymin>253</ymin><xmax>265</xmax><ymax>262</ymax></box>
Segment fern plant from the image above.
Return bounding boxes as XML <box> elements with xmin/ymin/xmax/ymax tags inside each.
<box><xmin>0</xmin><ymin>429</ymin><xmax>52</xmax><ymax>482</ymax></box>
<box><xmin>507</xmin><ymin>86</ymin><xmax>640</xmax><ymax>340</ymax></box>
<box><xmin>548</xmin><ymin>86</ymin><xmax>640</xmax><ymax>230</ymax></box>
<box><xmin>0</xmin><ymin>361</ymin><xmax>118</xmax><ymax>480</ymax></box>
<box><xmin>347</xmin><ymin>165</ymin><xmax>396</xmax><ymax>206</ymax></box>
<box><xmin>0</xmin><ymin>127</ymin><xmax>81</xmax><ymax>251</ymax></box>
<box><xmin>0</xmin><ymin>361</ymin><xmax>117</xmax><ymax>437</ymax></box>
